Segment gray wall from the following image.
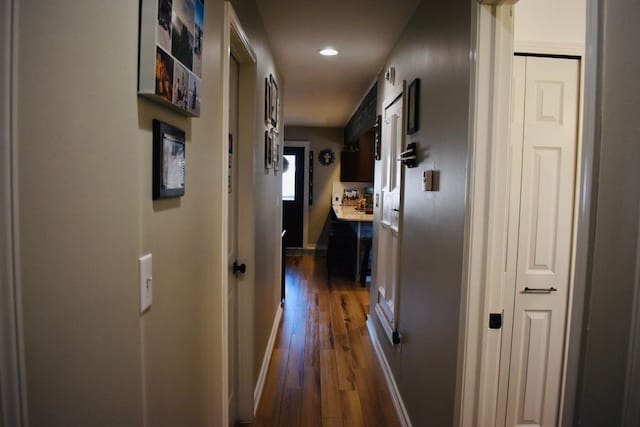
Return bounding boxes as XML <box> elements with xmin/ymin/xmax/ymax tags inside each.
<box><xmin>284</xmin><ymin>126</ymin><xmax>343</xmax><ymax>248</ymax></box>
<box><xmin>575</xmin><ymin>0</ymin><xmax>640</xmax><ymax>425</ymax></box>
<box><xmin>369</xmin><ymin>0</ymin><xmax>472</xmax><ymax>425</ymax></box>
<box><xmin>17</xmin><ymin>0</ymin><xmax>281</xmax><ymax>424</ymax></box>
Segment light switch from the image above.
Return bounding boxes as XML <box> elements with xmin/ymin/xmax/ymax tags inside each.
<box><xmin>423</xmin><ymin>170</ymin><xmax>434</xmax><ymax>191</ymax></box>
<box><xmin>139</xmin><ymin>254</ymin><xmax>152</xmax><ymax>314</ymax></box>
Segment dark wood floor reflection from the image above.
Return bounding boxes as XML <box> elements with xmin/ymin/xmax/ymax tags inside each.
<box><xmin>250</xmin><ymin>256</ymin><xmax>401</xmax><ymax>427</ymax></box>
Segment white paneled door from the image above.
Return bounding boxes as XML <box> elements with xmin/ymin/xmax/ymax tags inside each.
<box><xmin>499</xmin><ymin>56</ymin><xmax>580</xmax><ymax>427</ymax></box>
<box><xmin>374</xmin><ymin>92</ymin><xmax>404</xmax><ymax>340</ymax></box>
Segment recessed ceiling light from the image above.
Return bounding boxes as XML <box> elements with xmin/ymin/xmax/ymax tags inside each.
<box><xmin>319</xmin><ymin>47</ymin><xmax>339</xmax><ymax>56</ymax></box>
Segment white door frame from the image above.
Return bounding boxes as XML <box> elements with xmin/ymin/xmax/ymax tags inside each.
<box><xmin>0</xmin><ymin>0</ymin><xmax>28</xmax><ymax>425</ymax></box>
<box><xmin>221</xmin><ymin>3</ymin><xmax>257</xmax><ymax>424</ymax></box>
<box><xmin>283</xmin><ymin>140</ymin><xmax>310</xmax><ymax>250</ymax></box>
<box><xmin>457</xmin><ymin>1</ymin><xmax>599</xmax><ymax>425</ymax></box>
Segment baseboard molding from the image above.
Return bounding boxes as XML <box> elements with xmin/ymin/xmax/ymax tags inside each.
<box><xmin>366</xmin><ymin>318</ymin><xmax>412</xmax><ymax>427</ymax></box>
<box><xmin>254</xmin><ymin>303</ymin><xmax>283</xmax><ymax>415</ymax></box>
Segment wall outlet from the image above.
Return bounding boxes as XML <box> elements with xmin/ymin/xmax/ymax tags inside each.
<box><xmin>139</xmin><ymin>254</ymin><xmax>152</xmax><ymax>314</ymax></box>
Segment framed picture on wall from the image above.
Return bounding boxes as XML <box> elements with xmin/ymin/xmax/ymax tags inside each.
<box><xmin>269</xmin><ymin>74</ymin><xmax>278</xmax><ymax>128</ymax></box>
<box><xmin>407</xmin><ymin>78</ymin><xmax>420</xmax><ymax>134</ymax></box>
<box><xmin>153</xmin><ymin>119</ymin><xmax>186</xmax><ymax>199</ymax></box>
<box><xmin>265</xmin><ymin>130</ymin><xmax>273</xmax><ymax>170</ymax></box>
<box><xmin>138</xmin><ymin>0</ymin><xmax>204</xmax><ymax>117</ymax></box>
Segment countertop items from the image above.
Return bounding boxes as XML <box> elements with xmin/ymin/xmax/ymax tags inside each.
<box><xmin>332</xmin><ymin>205</ymin><xmax>373</xmax><ymax>222</ymax></box>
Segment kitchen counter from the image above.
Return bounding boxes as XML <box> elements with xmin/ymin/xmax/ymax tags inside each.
<box><xmin>332</xmin><ymin>205</ymin><xmax>374</xmax><ymax>222</ymax></box>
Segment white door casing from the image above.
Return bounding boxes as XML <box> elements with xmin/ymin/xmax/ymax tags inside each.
<box><xmin>222</xmin><ymin>3</ymin><xmax>257</xmax><ymax>425</ymax></box>
<box><xmin>227</xmin><ymin>54</ymin><xmax>240</xmax><ymax>423</ymax></box>
<box><xmin>374</xmin><ymin>89</ymin><xmax>404</xmax><ymax>343</ymax></box>
<box><xmin>498</xmin><ymin>56</ymin><xmax>580</xmax><ymax>427</ymax></box>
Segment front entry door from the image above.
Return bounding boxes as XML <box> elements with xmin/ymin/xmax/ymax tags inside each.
<box><xmin>282</xmin><ymin>146</ymin><xmax>304</xmax><ymax>248</ymax></box>
<box><xmin>498</xmin><ymin>55</ymin><xmax>580</xmax><ymax>426</ymax></box>
<box><xmin>373</xmin><ymin>92</ymin><xmax>404</xmax><ymax>338</ymax></box>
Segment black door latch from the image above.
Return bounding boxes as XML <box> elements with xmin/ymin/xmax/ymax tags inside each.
<box><xmin>233</xmin><ymin>261</ymin><xmax>246</xmax><ymax>275</ymax></box>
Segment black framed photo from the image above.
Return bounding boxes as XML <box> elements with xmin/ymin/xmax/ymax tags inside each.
<box><xmin>269</xmin><ymin>74</ymin><xmax>278</xmax><ymax>127</ymax></box>
<box><xmin>153</xmin><ymin>119</ymin><xmax>186</xmax><ymax>199</ymax></box>
<box><xmin>265</xmin><ymin>130</ymin><xmax>273</xmax><ymax>170</ymax></box>
<box><xmin>407</xmin><ymin>78</ymin><xmax>420</xmax><ymax>135</ymax></box>
<box><xmin>264</xmin><ymin>77</ymin><xmax>270</xmax><ymax>124</ymax></box>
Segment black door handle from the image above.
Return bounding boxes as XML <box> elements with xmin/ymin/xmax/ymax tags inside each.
<box><xmin>233</xmin><ymin>261</ymin><xmax>246</xmax><ymax>275</ymax></box>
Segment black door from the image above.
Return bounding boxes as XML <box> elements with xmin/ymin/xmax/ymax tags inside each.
<box><xmin>282</xmin><ymin>146</ymin><xmax>304</xmax><ymax>247</ymax></box>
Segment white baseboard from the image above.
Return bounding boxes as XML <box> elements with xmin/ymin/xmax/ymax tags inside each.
<box><xmin>253</xmin><ymin>303</ymin><xmax>283</xmax><ymax>415</ymax></box>
<box><xmin>366</xmin><ymin>318</ymin><xmax>412</xmax><ymax>427</ymax></box>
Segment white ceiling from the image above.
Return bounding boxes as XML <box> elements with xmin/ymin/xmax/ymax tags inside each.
<box><xmin>255</xmin><ymin>0</ymin><xmax>420</xmax><ymax>128</ymax></box>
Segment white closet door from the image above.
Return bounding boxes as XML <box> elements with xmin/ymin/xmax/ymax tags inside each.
<box><xmin>502</xmin><ymin>56</ymin><xmax>580</xmax><ymax>427</ymax></box>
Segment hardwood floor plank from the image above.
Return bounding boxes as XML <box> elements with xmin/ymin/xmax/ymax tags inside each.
<box><xmin>339</xmin><ymin>390</ymin><xmax>365</xmax><ymax>427</ymax></box>
<box><xmin>278</xmin><ymin>387</ymin><xmax>302</xmax><ymax>427</ymax></box>
<box><xmin>320</xmin><ymin>349</ymin><xmax>342</xmax><ymax>418</ymax></box>
<box><xmin>300</xmin><ymin>367</ymin><xmax>322</xmax><ymax>427</ymax></box>
<box><xmin>257</xmin><ymin>348</ymin><xmax>289</xmax><ymax>418</ymax></box>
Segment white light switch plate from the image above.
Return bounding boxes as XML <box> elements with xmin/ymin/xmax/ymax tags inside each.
<box><xmin>139</xmin><ymin>254</ymin><xmax>152</xmax><ymax>313</ymax></box>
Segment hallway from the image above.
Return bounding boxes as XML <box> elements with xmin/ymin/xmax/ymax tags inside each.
<box><xmin>251</xmin><ymin>256</ymin><xmax>400</xmax><ymax>427</ymax></box>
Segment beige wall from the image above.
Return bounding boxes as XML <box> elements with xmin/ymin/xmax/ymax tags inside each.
<box><xmin>368</xmin><ymin>1</ymin><xmax>472</xmax><ymax>425</ymax></box>
<box><xmin>514</xmin><ymin>0</ymin><xmax>586</xmax><ymax>48</ymax></box>
<box><xmin>284</xmin><ymin>127</ymin><xmax>343</xmax><ymax>248</ymax></box>
<box><xmin>17</xmin><ymin>0</ymin><xmax>280</xmax><ymax>424</ymax></box>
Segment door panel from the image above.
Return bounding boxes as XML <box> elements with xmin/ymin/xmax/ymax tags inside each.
<box><xmin>282</xmin><ymin>146</ymin><xmax>304</xmax><ymax>247</ymax></box>
<box><xmin>375</xmin><ymin>93</ymin><xmax>403</xmax><ymax>331</ymax></box>
<box><xmin>502</xmin><ymin>56</ymin><xmax>579</xmax><ymax>427</ymax></box>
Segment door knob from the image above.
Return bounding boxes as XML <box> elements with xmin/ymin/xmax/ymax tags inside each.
<box><xmin>233</xmin><ymin>261</ymin><xmax>246</xmax><ymax>275</ymax></box>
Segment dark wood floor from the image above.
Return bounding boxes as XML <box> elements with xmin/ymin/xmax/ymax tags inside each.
<box><xmin>250</xmin><ymin>255</ymin><xmax>400</xmax><ymax>427</ymax></box>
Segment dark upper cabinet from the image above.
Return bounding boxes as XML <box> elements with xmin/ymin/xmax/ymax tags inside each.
<box><xmin>341</xmin><ymin>129</ymin><xmax>374</xmax><ymax>182</ymax></box>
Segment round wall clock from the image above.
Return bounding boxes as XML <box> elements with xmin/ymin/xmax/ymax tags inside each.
<box><xmin>318</xmin><ymin>148</ymin><xmax>335</xmax><ymax>166</ymax></box>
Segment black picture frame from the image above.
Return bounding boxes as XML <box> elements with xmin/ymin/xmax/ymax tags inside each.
<box><xmin>407</xmin><ymin>78</ymin><xmax>420</xmax><ymax>135</ymax></box>
<box><xmin>153</xmin><ymin>119</ymin><xmax>186</xmax><ymax>199</ymax></box>
<box><xmin>269</xmin><ymin>74</ymin><xmax>278</xmax><ymax>127</ymax></box>
<box><xmin>264</xmin><ymin>130</ymin><xmax>273</xmax><ymax>170</ymax></box>
<box><xmin>264</xmin><ymin>77</ymin><xmax>270</xmax><ymax>124</ymax></box>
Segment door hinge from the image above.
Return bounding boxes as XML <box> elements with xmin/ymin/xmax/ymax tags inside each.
<box><xmin>489</xmin><ymin>313</ymin><xmax>502</xmax><ymax>329</ymax></box>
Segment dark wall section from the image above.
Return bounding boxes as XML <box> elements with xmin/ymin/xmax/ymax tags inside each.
<box><xmin>576</xmin><ymin>1</ymin><xmax>640</xmax><ymax>425</ymax></box>
<box><xmin>369</xmin><ymin>0</ymin><xmax>472</xmax><ymax>425</ymax></box>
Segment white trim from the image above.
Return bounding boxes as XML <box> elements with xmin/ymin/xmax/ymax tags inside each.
<box><xmin>253</xmin><ymin>303</ymin><xmax>283</xmax><ymax>415</ymax></box>
<box><xmin>284</xmin><ymin>140</ymin><xmax>310</xmax><ymax>249</ymax></box>
<box><xmin>366</xmin><ymin>319</ymin><xmax>412</xmax><ymax>427</ymax></box>
<box><xmin>222</xmin><ymin>2</ymin><xmax>258</xmax><ymax>424</ymax></box>
<box><xmin>456</xmin><ymin>2</ymin><xmax>497</xmax><ymax>425</ymax></box>
<box><xmin>1</xmin><ymin>0</ymin><xmax>28</xmax><ymax>424</ymax></box>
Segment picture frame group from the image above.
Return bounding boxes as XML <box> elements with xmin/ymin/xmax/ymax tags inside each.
<box><xmin>264</xmin><ymin>73</ymin><xmax>280</xmax><ymax>173</ymax></box>
<box><xmin>139</xmin><ymin>0</ymin><xmax>204</xmax><ymax>117</ymax></box>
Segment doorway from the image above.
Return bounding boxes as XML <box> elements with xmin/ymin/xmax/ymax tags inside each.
<box><xmin>282</xmin><ymin>146</ymin><xmax>305</xmax><ymax>248</ymax></box>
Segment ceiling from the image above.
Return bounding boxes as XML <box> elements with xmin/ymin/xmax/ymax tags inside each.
<box><xmin>255</xmin><ymin>0</ymin><xmax>420</xmax><ymax>128</ymax></box>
